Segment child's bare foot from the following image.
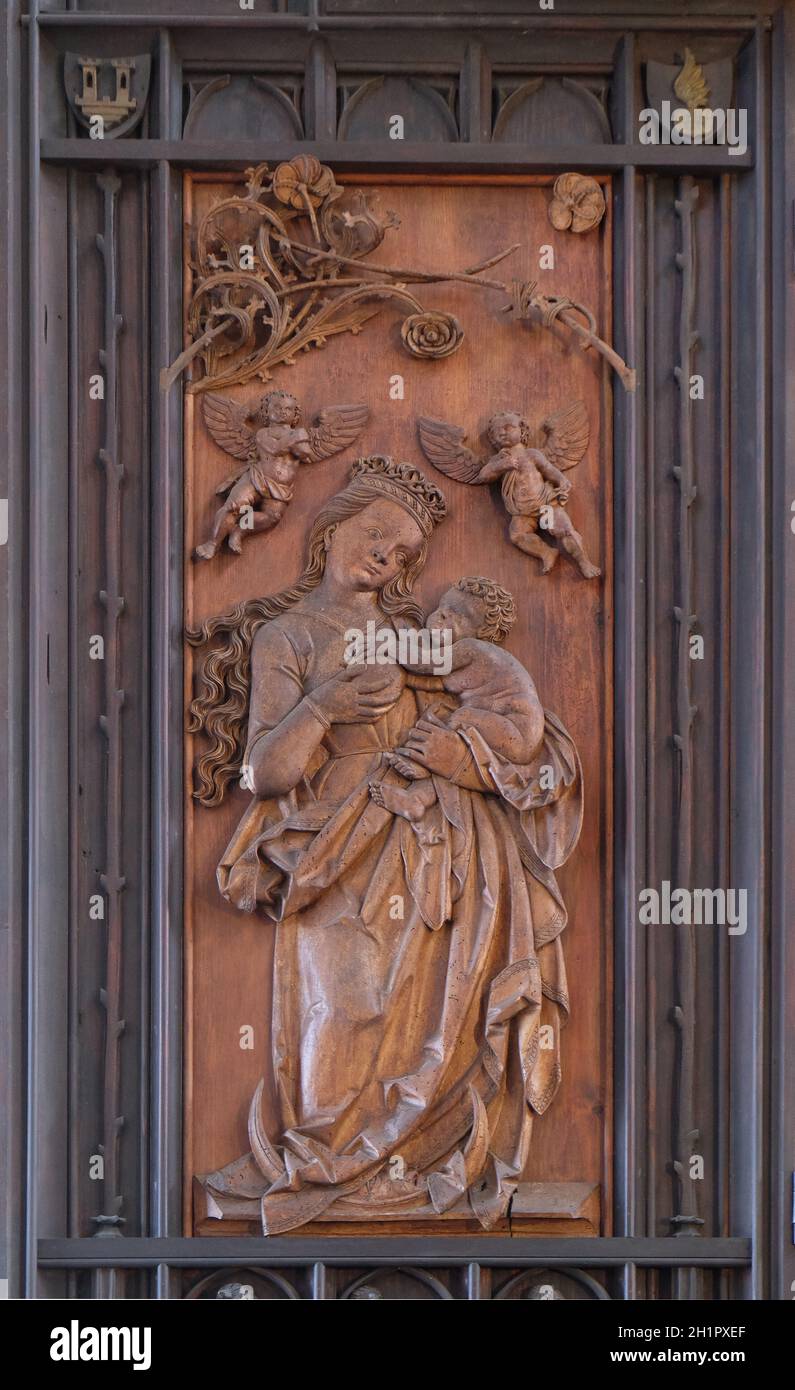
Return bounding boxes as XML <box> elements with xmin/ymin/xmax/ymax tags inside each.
<box><xmin>228</xmin><ymin>527</ymin><xmax>245</xmax><ymax>554</ymax></box>
<box><xmin>194</xmin><ymin>540</ymin><xmax>218</xmax><ymax>561</ymax></box>
<box><xmin>369</xmin><ymin>777</ymin><xmax>436</xmax><ymax>823</ymax></box>
<box><xmin>578</xmin><ymin>558</ymin><xmax>601</xmax><ymax>579</ymax></box>
<box><xmin>383</xmin><ymin>751</ymin><xmax>429</xmax><ymax>781</ymax></box>
<box><xmin>540</xmin><ymin>547</ymin><xmax>559</xmax><ymax>574</ymax></box>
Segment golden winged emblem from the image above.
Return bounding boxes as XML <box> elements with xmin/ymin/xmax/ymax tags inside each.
<box><xmin>674</xmin><ymin>48</ymin><xmax>711</xmax><ymax>113</ymax></box>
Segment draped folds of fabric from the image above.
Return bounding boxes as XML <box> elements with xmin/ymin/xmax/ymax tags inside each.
<box><xmin>201</xmin><ymin>614</ymin><xmax>582</xmax><ymax>1233</ymax></box>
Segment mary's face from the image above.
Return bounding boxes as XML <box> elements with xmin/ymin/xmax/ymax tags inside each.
<box><xmin>327</xmin><ymin>499</ymin><xmax>425</xmax><ymax>591</ymax></box>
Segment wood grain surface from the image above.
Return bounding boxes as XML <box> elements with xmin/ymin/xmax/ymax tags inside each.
<box><xmin>184</xmin><ymin>174</ymin><xmax>613</xmax><ymax>1235</ymax></box>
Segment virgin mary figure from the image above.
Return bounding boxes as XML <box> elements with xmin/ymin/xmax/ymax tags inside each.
<box><xmin>188</xmin><ymin>456</ymin><xmax>583</xmax><ymax>1234</ymax></box>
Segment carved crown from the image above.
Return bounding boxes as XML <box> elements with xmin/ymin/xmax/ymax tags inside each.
<box><xmin>350</xmin><ymin>455</ymin><xmax>447</xmax><ymax>536</ymax></box>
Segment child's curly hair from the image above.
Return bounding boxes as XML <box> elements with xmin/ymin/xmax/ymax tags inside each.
<box><xmin>486</xmin><ymin>411</ymin><xmax>531</xmax><ymax>448</ymax></box>
<box><xmin>255</xmin><ymin>390</ymin><xmax>301</xmax><ymax>427</ymax></box>
<box><xmin>456</xmin><ymin>576</ymin><xmax>517</xmax><ymax>644</ymax></box>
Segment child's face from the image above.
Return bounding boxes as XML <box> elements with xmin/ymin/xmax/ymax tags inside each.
<box><xmin>488</xmin><ymin>413</ymin><xmax>523</xmax><ymax>449</ymax></box>
<box><xmin>426</xmin><ymin>588</ymin><xmax>486</xmax><ymax>642</ymax></box>
<box><xmin>264</xmin><ymin>394</ymin><xmax>299</xmax><ymax>425</ymax></box>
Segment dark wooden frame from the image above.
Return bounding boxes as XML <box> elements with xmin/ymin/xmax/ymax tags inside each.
<box><xmin>2</xmin><ymin>0</ymin><xmax>793</xmax><ymax>1300</ymax></box>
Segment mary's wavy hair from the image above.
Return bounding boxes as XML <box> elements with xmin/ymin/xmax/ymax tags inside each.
<box><xmin>187</xmin><ymin>480</ymin><xmax>429</xmax><ymax>806</ymax></box>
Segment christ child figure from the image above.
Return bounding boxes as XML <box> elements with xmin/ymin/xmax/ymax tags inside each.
<box><xmin>369</xmin><ymin>576</ymin><xmax>544</xmax><ymax>822</ymax></box>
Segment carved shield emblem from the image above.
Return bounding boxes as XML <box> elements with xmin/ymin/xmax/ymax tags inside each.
<box><xmin>64</xmin><ymin>53</ymin><xmax>151</xmax><ymax>139</ymax></box>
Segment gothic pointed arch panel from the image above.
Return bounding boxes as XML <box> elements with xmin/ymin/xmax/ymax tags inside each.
<box><xmin>493</xmin><ymin>78</ymin><xmax>612</xmax><ymax>145</ymax></box>
<box><xmin>183</xmin><ymin>76</ymin><xmax>304</xmax><ymax>141</ymax></box>
<box><xmin>338</xmin><ymin>76</ymin><xmax>458</xmax><ymax>141</ymax></box>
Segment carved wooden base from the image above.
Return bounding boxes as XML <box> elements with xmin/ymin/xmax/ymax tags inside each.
<box><xmin>193</xmin><ymin>1175</ymin><xmax>599</xmax><ymax>1238</ymax></box>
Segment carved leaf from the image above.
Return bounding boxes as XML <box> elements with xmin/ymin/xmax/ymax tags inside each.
<box><xmin>674</xmin><ymin>48</ymin><xmax>710</xmax><ymax>113</ymax></box>
<box><xmin>416</xmin><ymin>416</ymin><xmax>485</xmax><ymax>484</ymax></box>
<box><xmin>462</xmin><ymin>1084</ymin><xmax>490</xmax><ymax>1184</ymax></box>
<box><xmin>248</xmin><ymin>1078</ymin><xmax>285</xmax><ymax>1184</ymax></box>
<box><xmin>537</xmin><ymin>399</ymin><xmax>590</xmax><ymax>471</ymax></box>
<box><xmin>306</xmin><ymin>402</ymin><xmax>370</xmax><ymax>462</ymax></box>
<box><xmin>426</xmin><ymin>1086</ymin><xmax>490</xmax><ymax>1214</ymax></box>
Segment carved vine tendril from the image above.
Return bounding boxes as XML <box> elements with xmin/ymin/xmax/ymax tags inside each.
<box><xmin>162</xmin><ymin>157</ymin><xmax>519</xmax><ymax>393</ymax></box>
<box><xmin>164</xmin><ymin>157</ymin><xmax>636</xmax><ymax>395</ymax></box>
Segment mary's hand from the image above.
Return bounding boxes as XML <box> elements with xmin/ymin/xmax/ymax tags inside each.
<box><xmin>310</xmin><ymin>664</ymin><xmax>405</xmax><ymax>725</ymax></box>
<box><xmin>396</xmin><ymin>711</ymin><xmax>469</xmax><ymax>779</ymax></box>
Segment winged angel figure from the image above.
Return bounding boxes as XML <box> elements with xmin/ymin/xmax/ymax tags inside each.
<box><xmin>417</xmin><ymin>401</ymin><xmax>600</xmax><ymax>579</ymax></box>
<box><xmin>195</xmin><ymin>390</ymin><xmax>369</xmax><ymax>559</ymax></box>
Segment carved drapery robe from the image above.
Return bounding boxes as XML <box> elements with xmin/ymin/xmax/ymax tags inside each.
<box><xmin>201</xmin><ymin>605</ymin><xmax>582</xmax><ymax>1232</ymax></box>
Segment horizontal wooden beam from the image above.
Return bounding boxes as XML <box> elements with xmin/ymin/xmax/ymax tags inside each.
<box><xmin>22</xmin><ymin>13</ymin><xmax>768</xmax><ymax>33</ymax></box>
<box><xmin>40</xmin><ymin>140</ymin><xmax>754</xmax><ymax>174</ymax></box>
<box><xmin>39</xmin><ymin>1235</ymin><xmax>752</xmax><ymax>1268</ymax></box>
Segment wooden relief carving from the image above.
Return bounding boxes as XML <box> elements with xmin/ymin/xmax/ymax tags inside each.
<box><xmin>548</xmin><ymin>173</ymin><xmax>606</xmax><ymax>234</ymax></box>
<box><xmin>162</xmin><ymin>156</ymin><xmax>516</xmax><ymax>394</ymax></box>
<box><xmin>507</xmin><ymin>279</ymin><xmax>636</xmax><ymax>392</ymax></box>
<box><xmin>401</xmin><ymin>310</ymin><xmax>464</xmax><ymax>359</ymax></box>
<box><xmin>189</xmin><ymin>458</ymin><xmax>583</xmax><ymax>1232</ymax></box>
<box><xmin>417</xmin><ymin>401</ymin><xmax>600</xmax><ymax>579</ymax></box>
<box><xmin>185</xmin><ymin>174</ymin><xmax>612</xmax><ymax>1238</ymax></box>
<box><xmin>194</xmin><ymin>391</ymin><xmax>369</xmax><ymax>560</ymax></box>
<box><xmin>164</xmin><ymin>155</ymin><xmax>633</xmax><ymax>395</ymax></box>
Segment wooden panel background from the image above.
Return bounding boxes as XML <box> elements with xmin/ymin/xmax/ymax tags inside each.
<box><xmin>184</xmin><ymin>174</ymin><xmax>613</xmax><ymax>1235</ymax></box>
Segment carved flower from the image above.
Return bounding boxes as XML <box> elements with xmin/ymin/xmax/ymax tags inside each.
<box><xmin>401</xmin><ymin>311</ymin><xmax>463</xmax><ymax>360</ymax></box>
<box><xmin>548</xmin><ymin>173</ymin><xmax>606</xmax><ymax>234</ymax></box>
<box><xmin>322</xmin><ymin>188</ymin><xmax>400</xmax><ymax>259</ymax></box>
<box><xmin>272</xmin><ymin>155</ymin><xmax>335</xmax><ymax>210</ymax></box>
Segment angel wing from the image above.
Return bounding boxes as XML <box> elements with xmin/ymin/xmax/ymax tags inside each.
<box><xmin>536</xmin><ymin>400</ymin><xmax>590</xmax><ymax>471</ymax></box>
<box><xmin>202</xmin><ymin>393</ymin><xmax>257</xmax><ymax>494</ymax></box>
<box><xmin>306</xmin><ymin>402</ymin><xmax>370</xmax><ymax>462</ymax></box>
<box><xmin>416</xmin><ymin>416</ymin><xmax>486</xmax><ymax>485</ymax></box>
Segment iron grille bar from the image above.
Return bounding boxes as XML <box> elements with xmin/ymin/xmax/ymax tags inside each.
<box><xmin>39</xmin><ymin>1236</ymin><xmax>751</xmax><ymax>1269</ymax></box>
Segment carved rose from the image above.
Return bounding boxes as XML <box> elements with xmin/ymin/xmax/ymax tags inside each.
<box><xmin>401</xmin><ymin>311</ymin><xmax>463</xmax><ymax>360</ymax></box>
<box><xmin>272</xmin><ymin>155</ymin><xmax>335</xmax><ymax>210</ymax></box>
<box><xmin>548</xmin><ymin>173</ymin><xmax>606</xmax><ymax>234</ymax></box>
